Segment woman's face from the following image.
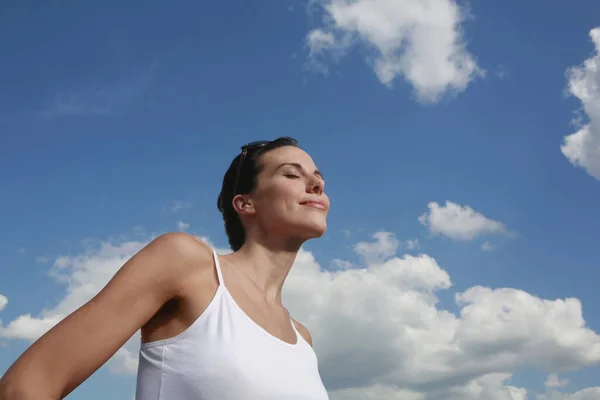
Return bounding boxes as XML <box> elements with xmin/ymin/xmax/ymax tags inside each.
<box><xmin>238</xmin><ymin>145</ymin><xmax>329</xmax><ymax>242</ymax></box>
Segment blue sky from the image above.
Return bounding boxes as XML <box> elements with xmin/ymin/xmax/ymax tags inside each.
<box><xmin>2</xmin><ymin>1</ymin><xmax>600</xmax><ymax>399</ymax></box>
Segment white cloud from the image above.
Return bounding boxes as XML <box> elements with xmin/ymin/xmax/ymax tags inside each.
<box><xmin>0</xmin><ymin>240</ymin><xmax>148</xmax><ymax>372</ymax></box>
<box><xmin>545</xmin><ymin>374</ymin><xmax>570</xmax><ymax>389</ymax></box>
<box><xmin>307</xmin><ymin>29</ymin><xmax>337</xmax><ymax>56</ymax></box>
<box><xmin>538</xmin><ymin>387</ymin><xmax>600</xmax><ymax>400</ymax></box>
<box><xmin>306</xmin><ymin>0</ymin><xmax>483</xmax><ymax>103</ymax></box>
<box><xmin>0</xmin><ymin>314</ymin><xmax>63</xmax><ymax>342</ymax></box>
<box><xmin>537</xmin><ymin>374</ymin><xmax>600</xmax><ymax>400</ymax></box>
<box><xmin>419</xmin><ymin>201</ymin><xmax>507</xmax><ymax>241</ymax></box>
<box><xmin>353</xmin><ymin>231</ymin><xmax>399</xmax><ymax>263</ymax></box>
<box><xmin>2</xmin><ymin>231</ymin><xmax>600</xmax><ymax>398</ymax></box>
<box><xmin>561</xmin><ymin>28</ymin><xmax>600</xmax><ymax>181</ymax></box>
<box><xmin>334</xmin><ymin>233</ymin><xmax>415</xmax><ymax>269</ymax></box>
<box><xmin>170</xmin><ymin>201</ymin><xmax>192</xmax><ymax>213</ymax></box>
<box><xmin>0</xmin><ymin>294</ymin><xmax>7</xmax><ymax>312</ymax></box>
<box><xmin>177</xmin><ymin>221</ymin><xmax>190</xmax><ymax>231</ymax></box>
<box><xmin>0</xmin><ymin>235</ymin><xmax>231</xmax><ymax>374</ymax></box>
<box><xmin>284</xmin><ymin>233</ymin><xmax>600</xmax><ymax>399</ymax></box>
<box><xmin>330</xmin><ymin>258</ymin><xmax>353</xmax><ymax>270</ymax></box>
<box><xmin>429</xmin><ymin>373</ymin><xmax>528</xmax><ymax>400</ymax></box>
<box><xmin>406</xmin><ymin>239</ymin><xmax>420</xmax><ymax>250</ymax></box>
<box><xmin>481</xmin><ymin>241</ymin><xmax>494</xmax><ymax>251</ymax></box>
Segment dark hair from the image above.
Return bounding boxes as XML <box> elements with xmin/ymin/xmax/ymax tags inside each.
<box><xmin>217</xmin><ymin>137</ymin><xmax>300</xmax><ymax>251</ymax></box>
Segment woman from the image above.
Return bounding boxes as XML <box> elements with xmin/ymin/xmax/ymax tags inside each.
<box><xmin>0</xmin><ymin>137</ymin><xmax>330</xmax><ymax>399</ymax></box>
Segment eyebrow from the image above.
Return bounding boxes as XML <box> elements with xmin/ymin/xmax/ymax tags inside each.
<box><xmin>276</xmin><ymin>162</ymin><xmax>324</xmax><ymax>179</ymax></box>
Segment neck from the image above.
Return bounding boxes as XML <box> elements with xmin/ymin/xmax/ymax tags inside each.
<box><xmin>226</xmin><ymin>233</ymin><xmax>302</xmax><ymax>305</ymax></box>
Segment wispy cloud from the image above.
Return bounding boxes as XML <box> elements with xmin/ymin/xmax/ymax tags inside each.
<box><xmin>496</xmin><ymin>65</ymin><xmax>509</xmax><ymax>79</ymax></box>
<box><xmin>330</xmin><ymin>258</ymin><xmax>352</xmax><ymax>270</ymax></box>
<box><xmin>545</xmin><ymin>374</ymin><xmax>570</xmax><ymax>389</ymax></box>
<box><xmin>405</xmin><ymin>239</ymin><xmax>419</xmax><ymax>250</ymax></box>
<box><xmin>35</xmin><ymin>64</ymin><xmax>157</xmax><ymax>119</ymax></box>
<box><xmin>481</xmin><ymin>241</ymin><xmax>495</xmax><ymax>251</ymax></box>
<box><xmin>170</xmin><ymin>200</ymin><xmax>192</xmax><ymax>213</ymax></box>
<box><xmin>0</xmin><ymin>294</ymin><xmax>7</xmax><ymax>312</ymax></box>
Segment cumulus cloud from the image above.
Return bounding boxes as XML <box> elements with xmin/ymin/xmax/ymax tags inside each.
<box><xmin>306</xmin><ymin>0</ymin><xmax>483</xmax><ymax>103</ymax></box>
<box><xmin>0</xmin><ymin>236</ymin><xmax>231</xmax><ymax>374</ymax></box>
<box><xmin>561</xmin><ymin>28</ymin><xmax>600</xmax><ymax>181</ymax></box>
<box><xmin>0</xmin><ymin>314</ymin><xmax>63</xmax><ymax>342</ymax></box>
<box><xmin>283</xmin><ymin>234</ymin><xmax>600</xmax><ymax>398</ymax></box>
<box><xmin>419</xmin><ymin>201</ymin><xmax>507</xmax><ymax>241</ymax></box>
<box><xmin>0</xmin><ymin>240</ymin><xmax>148</xmax><ymax>373</ymax></box>
<box><xmin>338</xmin><ymin>234</ymin><xmax>419</xmax><ymax>269</ymax></box>
<box><xmin>538</xmin><ymin>387</ymin><xmax>600</xmax><ymax>400</ymax></box>
<box><xmin>2</xmin><ymin>231</ymin><xmax>600</xmax><ymax>398</ymax></box>
<box><xmin>354</xmin><ymin>231</ymin><xmax>400</xmax><ymax>264</ymax></box>
<box><xmin>538</xmin><ymin>374</ymin><xmax>600</xmax><ymax>400</ymax></box>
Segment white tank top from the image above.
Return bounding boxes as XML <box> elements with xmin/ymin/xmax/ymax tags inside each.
<box><xmin>134</xmin><ymin>248</ymin><xmax>329</xmax><ymax>400</ymax></box>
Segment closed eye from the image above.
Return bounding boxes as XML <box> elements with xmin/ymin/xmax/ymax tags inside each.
<box><xmin>284</xmin><ymin>174</ymin><xmax>300</xmax><ymax>178</ymax></box>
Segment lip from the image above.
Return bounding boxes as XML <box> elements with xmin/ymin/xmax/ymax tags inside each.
<box><xmin>300</xmin><ymin>200</ymin><xmax>327</xmax><ymax>210</ymax></box>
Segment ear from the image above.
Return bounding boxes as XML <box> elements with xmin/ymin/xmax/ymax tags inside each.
<box><xmin>232</xmin><ymin>194</ymin><xmax>256</xmax><ymax>216</ymax></box>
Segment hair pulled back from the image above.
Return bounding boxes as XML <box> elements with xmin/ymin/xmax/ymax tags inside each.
<box><xmin>217</xmin><ymin>137</ymin><xmax>300</xmax><ymax>251</ymax></box>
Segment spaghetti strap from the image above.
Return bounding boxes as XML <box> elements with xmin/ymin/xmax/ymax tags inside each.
<box><xmin>211</xmin><ymin>247</ymin><xmax>224</xmax><ymax>287</ymax></box>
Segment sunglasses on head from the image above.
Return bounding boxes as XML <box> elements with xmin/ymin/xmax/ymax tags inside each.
<box><xmin>232</xmin><ymin>140</ymin><xmax>271</xmax><ymax>197</ymax></box>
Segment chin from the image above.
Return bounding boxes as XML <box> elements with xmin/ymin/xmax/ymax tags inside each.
<box><xmin>274</xmin><ymin>214</ymin><xmax>328</xmax><ymax>241</ymax></box>
<box><xmin>300</xmin><ymin>221</ymin><xmax>327</xmax><ymax>239</ymax></box>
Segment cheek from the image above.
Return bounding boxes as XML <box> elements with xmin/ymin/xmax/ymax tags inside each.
<box><xmin>256</xmin><ymin>185</ymin><xmax>298</xmax><ymax>212</ymax></box>
<box><xmin>271</xmin><ymin>183</ymin><xmax>302</xmax><ymax>201</ymax></box>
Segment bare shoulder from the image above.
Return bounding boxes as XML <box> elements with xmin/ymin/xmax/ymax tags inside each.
<box><xmin>147</xmin><ymin>232</ymin><xmax>214</xmax><ymax>274</ymax></box>
<box><xmin>292</xmin><ymin>318</ymin><xmax>313</xmax><ymax>346</ymax></box>
<box><xmin>0</xmin><ymin>232</ymin><xmax>215</xmax><ymax>399</ymax></box>
<box><xmin>149</xmin><ymin>231</ymin><xmax>212</xmax><ymax>259</ymax></box>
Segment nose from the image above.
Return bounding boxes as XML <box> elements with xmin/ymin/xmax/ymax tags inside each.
<box><xmin>307</xmin><ymin>176</ymin><xmax>324</xmax><ymax>195</ymax></box>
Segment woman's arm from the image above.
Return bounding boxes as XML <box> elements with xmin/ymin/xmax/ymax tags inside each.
<box><xmin>0</xmin><ymin>232</ymin><xmax>208</xmax><ymax>400</ymax></box>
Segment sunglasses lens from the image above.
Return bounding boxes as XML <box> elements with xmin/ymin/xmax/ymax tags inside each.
<box><xmin>242</xmin><ymin>140</ymin><xmax>270</xmax><ymax>150</ymax></box>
